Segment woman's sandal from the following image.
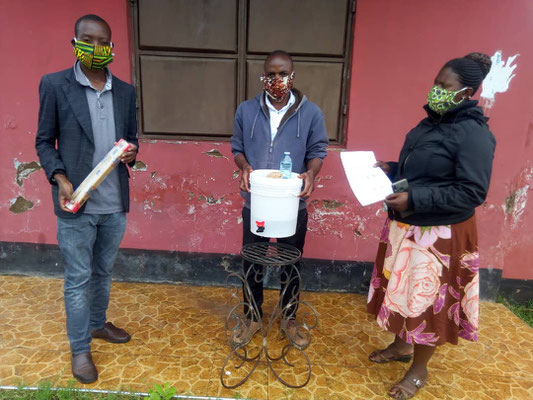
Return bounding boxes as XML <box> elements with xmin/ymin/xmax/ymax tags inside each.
<box><xmin>368</xmin><ymin>348</ymin><xmax>414</xmax><ymax>363</ymax></box>
<box><xmin>388</xmin><ymin>375</ymin><xmax>426</xmax><ymax>399</ymax></box>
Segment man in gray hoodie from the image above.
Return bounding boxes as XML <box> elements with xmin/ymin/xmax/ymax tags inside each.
<box><xmin>230</xmin><ymin>50</ymin><xmax>329</xmax><ymax>348</ymax></box>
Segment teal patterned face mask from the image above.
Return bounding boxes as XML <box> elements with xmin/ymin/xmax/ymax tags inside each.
<box><xmin>427</xmin><ymin>85</ymin><xmax>468</xmax><ymax>114</ymax></box>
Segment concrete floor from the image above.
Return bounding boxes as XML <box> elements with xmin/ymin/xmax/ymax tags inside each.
<box><xmin>0</xmin><ymin>275</ymin><xmax>532</xmax><ymax>399</ymax></box>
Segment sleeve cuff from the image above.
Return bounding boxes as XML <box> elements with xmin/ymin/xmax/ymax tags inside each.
<box><xmin>50</xmin><ymin>169</ymin><xmax>66</xmax><ymax>185</ymax></box>
<box><xmin>408</xmin><ymin>186</ymin><xmax>416</xmax><ymax>211</ymax></box>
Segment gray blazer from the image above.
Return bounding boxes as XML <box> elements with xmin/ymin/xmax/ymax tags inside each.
<box><xmin>35</xmin><ymin>68</ymin><xmax>139</xmax><ymax>218</ymax></box>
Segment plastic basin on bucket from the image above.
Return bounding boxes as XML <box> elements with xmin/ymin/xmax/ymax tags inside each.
<box><xmin>250</xmin><ymin>169</ymin><xmax>303</xmax><ymax>238</ymax></box>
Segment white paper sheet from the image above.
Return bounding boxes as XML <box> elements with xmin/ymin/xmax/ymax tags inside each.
<box><xmin>340</xmin><ymin>151</ymin><xmax>393</xmax><ymax>206</ymax></box>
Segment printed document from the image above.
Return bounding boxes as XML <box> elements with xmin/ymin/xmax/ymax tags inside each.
<box><xmin>340</xmin><ymin>151</ymin><xmax>393</xmax><ymax>206</ymax></box>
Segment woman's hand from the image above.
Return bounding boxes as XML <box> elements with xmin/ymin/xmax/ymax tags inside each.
<box><xmin>385</xmin><ymin>192</ymin><xmax>409</xmax><ymax>212</ymax></box>
<box><xmin>374</xmin><ymin>161</ymin><xmax>390</xmax><ymax>174</ymax></box>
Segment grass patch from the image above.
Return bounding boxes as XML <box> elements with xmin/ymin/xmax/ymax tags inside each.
<box><xmin>0</xmin><ymin>390</ymin><xmax>139</xmax><ymax>400</ymax></box>
<box><xmin>0</xmin><ymin>381</ymin><xmax>143</xmax><ymax>400</ymax></box>
<box><xmin>497</xmin><ymin>295</ymin><xmax>533</xmax><ymax>328</ymax></box>
<box><xmin>0</xmin><ymin>382</ymin><xmax>246</xmax><ymax>400</ymax></box>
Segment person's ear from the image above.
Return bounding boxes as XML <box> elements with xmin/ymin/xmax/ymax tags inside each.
<box><xmin>454</xmin><ymin>87</ymin><xmax>473</xmax><ymax>102</ymax></box>
<box><xmin>463</xmin><ymin>87</ymin><xmax>474</xmax><ymax>100</ymax></box>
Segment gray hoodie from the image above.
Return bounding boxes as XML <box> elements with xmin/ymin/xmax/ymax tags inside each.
<box><xmin>231</xmin><ymin>89</ymin><xmax>329</xmax><ymax>209</ymax></box>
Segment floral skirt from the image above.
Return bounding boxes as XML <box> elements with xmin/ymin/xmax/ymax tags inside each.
<box><xmin>367</xmin><ymin>216</ymin><xmax>479</xmax><ymax>346</ymax></box>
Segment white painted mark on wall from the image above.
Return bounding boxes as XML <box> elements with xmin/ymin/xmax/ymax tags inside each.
<box><xmin>511</xmin><ymin>185</ymin><xmax>529</xmax><ymax>229</ymax></box>
<box><xmin>480</xmin><ymin>50</ymin><xmax>519</xmax><ymax>112</ymax></box>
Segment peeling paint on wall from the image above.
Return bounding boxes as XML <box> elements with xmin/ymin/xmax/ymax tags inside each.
<box><xmin>9</xmin><ymin>197</ymin><xmax>34</xmax><ymax>213</ymax></box>
<box><xmin>143</xmin><ymin>199</ymin><xmax>161</xmax><ymax>213</ymax></box>
<box><xmin>132</xmin><ymin>160</ymin><xmax>147</xmax><ymax>171</ymax></box>
<box><xmin>512</xmin><ymin>186</ymin><xmax>529</xmax><ymax>227</ymax></box>
<box><xmin>204</xmin><ymin>149</ymin><xmax>228</xmax><ymax>159</ymax></box>
<box><xmin>198</xmin><ymin>195</ymin><xmax>224</xmax><ymax>205</ymax></box>
<box><xmin>308</xmin><ymin>199</ymin><xmax>373</xmax><ymax>242</ymax></box>
<box><xmin>321</xmin><ymin>200</ymin><xmax>344</xmax><ymax>209</ymax></box>
<box><xmin>14</xmin><ymin>159</ymin><xmax>42</xmax><ymax>187</ymax></box>
<box><xmin>504</xmin><ymin>191</ymin><xmax>517</xmax><ymax>215</ymax></box>
<box><xmin>503</xmin><ymin>167</ymin><xmax>533</xmax><ymax>229</ymax></box>
<box><xmin>220</xmin><ymin>256</ymin><xmax>232</xmax><ymax>272</ymax></box>
<box><xmin>505</xmin><ymin>185</ymin><xmax>530</xmax><ymax>229</ymax></box>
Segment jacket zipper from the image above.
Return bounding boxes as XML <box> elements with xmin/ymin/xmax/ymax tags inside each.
<box><xmin>402</xmin><ymin>153</ymin><xmax>411</xmax><ymax>175</ymax></box>
<box><xmin>401</xmin><ymin>123</ymin><xmax>438</xmax><ymax>176</ymax></box>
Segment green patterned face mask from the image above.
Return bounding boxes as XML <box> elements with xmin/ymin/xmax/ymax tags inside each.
<box><xmin>427</xmin><ymin>85</ymin><xmax>468</xmax><ymax>115</ymax></box>
<box><xmin>73</xmin><ymin>39</ymin><xmax>114</xmax><ymax>70</ymax></box>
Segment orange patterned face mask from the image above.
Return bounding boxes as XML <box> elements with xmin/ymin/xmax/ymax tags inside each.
<box><xmin>73</xmin><ymin>38</ymin><xmax>114</xmax><ymax>70</ymax></box>
<box><xmin>260</xmin><ymin>72</ymin><xmax>294</xmax><ymax>102</ymax></box>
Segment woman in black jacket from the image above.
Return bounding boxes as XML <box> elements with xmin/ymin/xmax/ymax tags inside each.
<box><xmin>367</xmin><ymin>53</ymin><xmax>496</xmax><ymax>399</ymax></box>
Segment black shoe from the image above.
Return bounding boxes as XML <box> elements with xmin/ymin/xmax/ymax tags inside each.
<box><xmin>71</xmin><ymin>352</ymin><xmax>97</xmax><ymax>384</ymax></box>
<box><xmin>91</xmin><ymin>322</ymin><xmax>131</xmax><ymax>343</ymax></box>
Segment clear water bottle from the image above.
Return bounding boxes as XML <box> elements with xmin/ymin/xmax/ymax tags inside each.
<box><xmin>280</xmin><ymin>152</ymin><xmax>292</xmax><ymax>179</ymax></box>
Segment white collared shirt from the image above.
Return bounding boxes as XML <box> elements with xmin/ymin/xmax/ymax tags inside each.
<box><xmin>265</xmin><ymin>91</ymin><xmax>295</xmax><ymax>141</ymax></box>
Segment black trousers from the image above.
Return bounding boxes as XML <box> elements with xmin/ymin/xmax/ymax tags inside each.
<box><xmin>241</xmin><ymin>206</ymin><xmax>308</xmax><ymax>320</ymax></box>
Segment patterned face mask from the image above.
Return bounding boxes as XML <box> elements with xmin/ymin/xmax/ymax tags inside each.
<box><xmin>260</xmin><ymin>72</ymin><xmax>294</xmax><ymax>102</ymax></box>
<box><xmin>73</xmin><ymin>38</ymin><xmax>114</xmax><ymax>70</ymax></box>
<box><xmin>427</xmin><ymin>85</ymin><xmax>468</xmax><ymax>114</ymax></box>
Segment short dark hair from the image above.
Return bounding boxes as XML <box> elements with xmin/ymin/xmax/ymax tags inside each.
<box><xmin>74</xmin><ymin>14</ymin><xmax>111</xmax><ymax>38</ymax></box>
<box><xmin>265</xmin><ymin>50</ymin><xmax>293</xmax><ymax>69</ymax></box>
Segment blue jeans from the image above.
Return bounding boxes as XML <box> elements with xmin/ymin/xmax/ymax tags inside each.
<box><xmin>57</xmin><ymin>212</ymin><xmax>126</xmax><ymax>355</ymax></box>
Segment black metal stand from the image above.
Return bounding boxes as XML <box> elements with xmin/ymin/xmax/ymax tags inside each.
<box><xmin>221</xmin><ymin>242</ymin><xmax>318</xmax><ymax>389</ymax></box>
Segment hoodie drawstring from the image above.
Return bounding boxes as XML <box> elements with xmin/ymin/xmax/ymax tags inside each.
<box><xmin>250</xmin><ymin>108</ymin><xmax>260</xmax><ymax>139</ymax></box>
<box><xmin>297</xmin><ymin>110</ymin><xmax>300</xmax><ymax>138</ymax></box>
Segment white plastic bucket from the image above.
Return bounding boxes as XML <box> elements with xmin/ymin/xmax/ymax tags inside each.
<box><xmin>250</xmin><ymin>169</ymin><xmax>303</xmax><ymax>238</ymax></box>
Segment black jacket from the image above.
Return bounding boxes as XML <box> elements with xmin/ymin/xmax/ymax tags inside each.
<box><xmin>35</xmin><ymin>68</ymin><xmax>138</xmax><ymax>218</ymax></box>
<box><xmin>388</xmin><ymin>100</ymin><xmax>496</xmax><ymax>226</ymax></box>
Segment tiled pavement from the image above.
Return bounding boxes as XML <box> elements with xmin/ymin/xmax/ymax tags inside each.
<box><xmin>0</xmin><ymin>275</ymin><xmax>532</xmax><ymax>399</ymax></box>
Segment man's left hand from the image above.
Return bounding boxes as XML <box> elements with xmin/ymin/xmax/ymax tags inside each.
<box><xmin>298</xmin><ymin>170</ymin><xmax>316</xmax><ymax>198</ymax></box>
<box><xmin>385</xmin><ymin>192</ymin><xmax>409</xmax><ymax>212</ymax></box>
<box><xmin>121</xmin><ymin>144</ymin><xmax>138</xmax><ymax>164</ymax></box>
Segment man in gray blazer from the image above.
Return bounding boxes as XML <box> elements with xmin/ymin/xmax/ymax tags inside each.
<box><xmin>35</xmin><ymin>14</ymin><xmax>138</xmax><ymax>384</ymax></box>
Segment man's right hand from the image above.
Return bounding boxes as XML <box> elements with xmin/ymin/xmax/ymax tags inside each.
<box><xmin>239</xmin><ymin>165</ymin><xmax>253</xmax><ymax>192</ymax></box>
<box><xmin>374</xmin><ymin>161</ymin><xmax>391</xmax><ymax>175</ymax></box>
<box><xmin>55</xmin><ymin>174</ymin><xmax>74</xmax><ymax>213</ymax></box>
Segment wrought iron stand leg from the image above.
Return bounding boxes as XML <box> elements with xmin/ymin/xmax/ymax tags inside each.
<box><xmin>263</xmin><ymin>263</ymin><xmax>318</xmax><ymax>388</ymax></box>
<box><xmin>221</xmin><ymin>263</ymin><xmax>264</xmax><ymax>388</ymax></box>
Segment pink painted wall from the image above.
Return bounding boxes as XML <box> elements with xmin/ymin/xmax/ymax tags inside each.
<box><xmin>345</xmin><ymin>0</ymin><xmax>533</xmax><ymax>281</ymax></box>
<box><xmin>1</xmin><ymin>0</ymin><xmax>532</xmax><ymax>280</ymax></box>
